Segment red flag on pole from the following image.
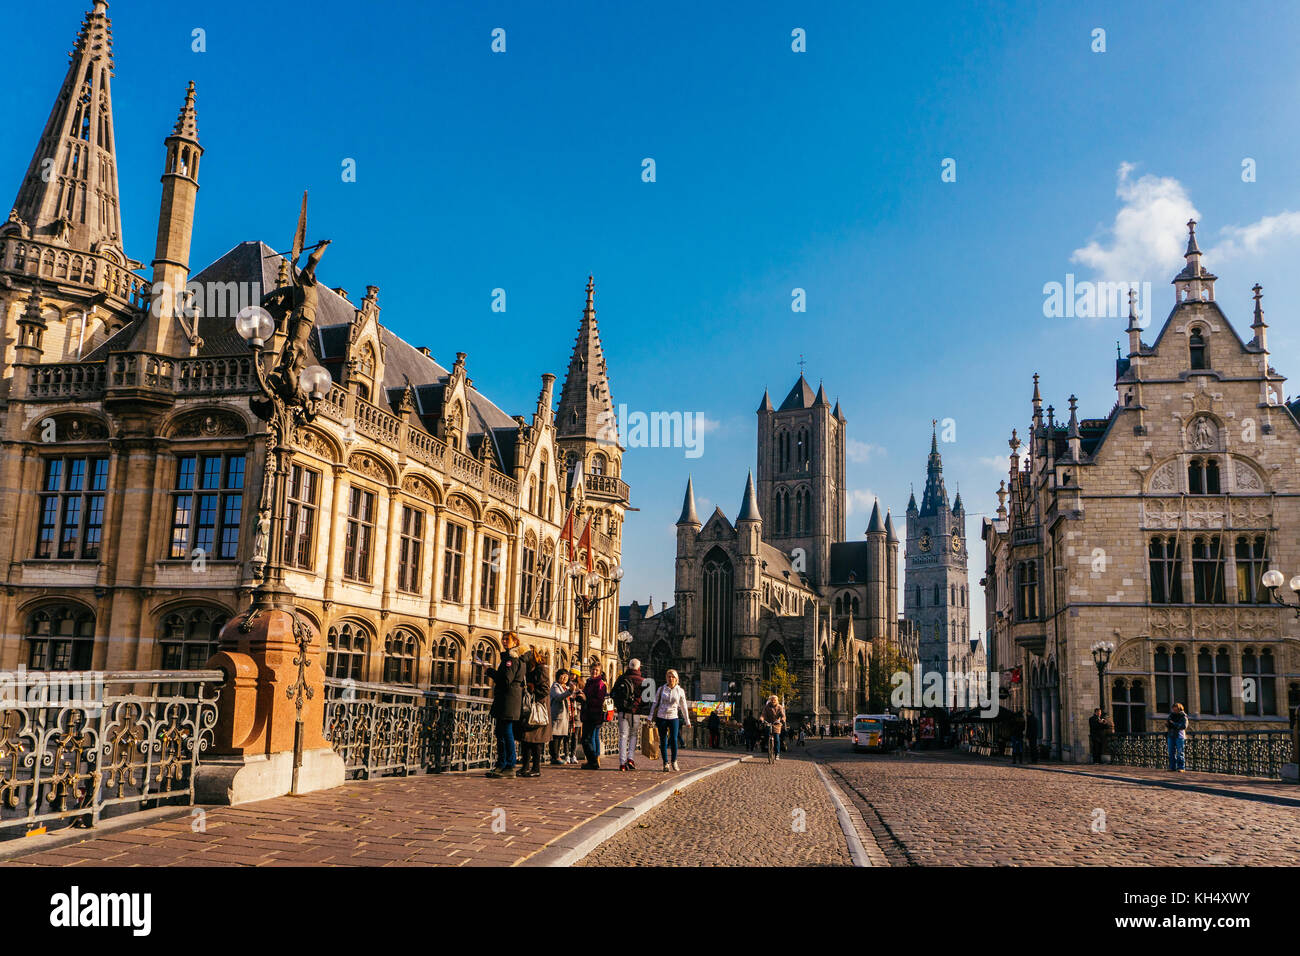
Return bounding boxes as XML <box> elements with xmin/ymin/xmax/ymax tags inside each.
<box><xmin>577</xmin><ymin>517</ymin><xmax>593</xmax><ymax>573</ymax></box>
<box><xmin>559</xmin><ymin>507</ymin><xmax>575</xmax><ymax>561</ymax></box>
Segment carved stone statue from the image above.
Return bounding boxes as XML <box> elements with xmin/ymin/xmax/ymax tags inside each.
<box><xmin>1191</xmin><ymin>416</ymin><xmax>1216</xmax><ymax>449</ymax></box>
<box><xmin>262</xmin><ymin>239</ymin><xmax>331</xmax><ymax>402</ymax></box>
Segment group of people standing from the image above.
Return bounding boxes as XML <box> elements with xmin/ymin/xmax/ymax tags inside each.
<box><xmin>483</xmin><ymin>633</ymin><xmax>697</xmax><ymax>778</ymax></box>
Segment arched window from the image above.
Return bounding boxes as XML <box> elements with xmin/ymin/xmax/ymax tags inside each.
<box><xmin>539</xmin><ymin>542</ymin><xmax>555</xmax><ymax>620</ymax></box>
<box><xmin>590</xmin><ymin>453</ymin><xmax>606</xmax><ymax>476</ymax></box>
<box><xmin>834</xmin><ymin>596</ymin><xmax>843</xmax><ymax>616</ymax></box>
<box><xmin>520</xmin><ymin>537</ymin><xmax>538</xmax><ymax>616</ymax></box>
<box><xmin>1187</xmin><ymin>458</ymin><xmax>1220</xmax><ymax>495</ymax></box>
<box><xmin>933</xmin><ymin>583</ymin><xmax>941</xmax><ymax>606</ymax></box>
<box><xmin>26</xmin><ymin>604</ymin><xmax>95</xmax><ymax>671</ymax></box>
<box><xmin>1148</xmin><ymin>535</ymin><xmax>1184</xmax><ymax>604</ymax></box>
<box><xmin>1191</xmin><ymin>535</ymin><xmax>1225</xmax><ymax>604</ymax></box>
<box><xmin>429</xmin><ymin>635</ymin><xmax>460</xmax><ymax>692</ymax></box>
<box><xmin>796</xmin><ymin>428</ymin><xmax>810</xmax><ymax>468</ymax></box>
<box><xmin>701</xmin><ymin>547</ymin><xmax>734</xmax><ymax>667</ymax></box>
<box><xmin>470</xmin><ymin>640</ymin><xmax>497</xmax><ymax>697</ymax></box>
<box><xmin>1236</xmin><ymin>535</ymin><xmax>1269</xmax><ymax>604</ymax></box>
<box><xmin>650</xmin><ymin>640</ymin><xmax>672</xmax><ymax>685</ymax></box>
<box><xmin>762</xmin><ymin>641</ymin><xmax>788</xmax><ymax>685</ymax></box>
<box><xmin>1016</xmin><ymin>562</ymin><xmax>1038</xmax><ymax>619</ymax></box>
<box><xmin>777</xmin><ymin>430</ymin><xmax>791</xmax><ymax>473</ymax></box>
<box><xmin>382</xmin><ymin>628</ymin><xmax>419</xmax><ymax>685</ymax></box>
<box><xmin>1112</xmin><ymin>679</ymin><xmax>1146</xmax><ymax>734</ymax></box>
<box><xmin>801</xmin><ymin>489</ymin><xmax>812</xmax><ymax>533</ymax></box>
<box><xmin>1241</xmin><ymin>648</ymin><xmax>1277</xmax><ymax>716</ymax></box>
<box><xmin>1154</xmin><ymin>645</ymin><xmax>1188</xmax><ymax>714</ymax></box>
<box><xmin>1197</xmin><ymin>646</ymin><xmax>1232</xmax><ymax>715</ymax></box>
<box><xmin>326</xmin><ymin>622</ymin><xmax>369</xmax><ymax>682</ymax></box>
<box><xmin>1189</xmin><ymin>327</ymin><xmax>1207</xmax><ymax>369</ymax></box>
<box><xmin>159</xmin><ymin>607</ymin><xmax>225</xmax><ymax>670</ymax></box>
<box><xmin>793</xmin><ymin>492</ymin><xmax>804</xmax><ymax>536</ymax></box>
<box><xmin>851</xmin><ymin>596</ymin><xmax>860</xmax><ymax>616</ymax></box>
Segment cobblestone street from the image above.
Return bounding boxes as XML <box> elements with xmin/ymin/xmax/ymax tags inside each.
<box><xmin>580</xmin><ymin>747</ymin><xmax>851</xmax><ymax>866</ymax></box>
<box><xmin>815</xmin><ymin>744</ymin><xmax>1300</xmax><ymax>866</ymax></box>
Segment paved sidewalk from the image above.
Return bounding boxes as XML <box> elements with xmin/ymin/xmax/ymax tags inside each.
<box><xmin>1</xmin><ymin>751</ymin><xmax>729</xmax><ymax>868</ymax></box>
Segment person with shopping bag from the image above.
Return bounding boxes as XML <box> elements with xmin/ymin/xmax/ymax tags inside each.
<box><xmin>640</xmin><ymin>718</ymin><xmax>660</xmax><ymax>762</ymax></box>
<box><xmin>612</xmin><ymin>658</ymin><xmax>646</xmax><ymax>771</ymax></box>
<box><xmin>651</xmin><ymin>669</ymin><xmax>691</xmax><ymax>772</ymax></box>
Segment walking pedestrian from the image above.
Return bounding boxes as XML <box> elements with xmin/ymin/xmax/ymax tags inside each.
<box><xmin>1025</xmin><ymin>710</ymin><xmax>1039</xmax><ymax>763</ymax></box>
<box><xmin>580</xmin><ymin>664</ymin><xmax>608</xmax><ymax>769</ymax></box>
<box><xmin>743</xmin><ymin>711</ymin><xmax>757</xmax><ymax>751</ymax></box>
<box><xmin>707</xmin><ymin>708</ymin><xmax>721</xmax><ymax>749</ymax></box>
<box><xmin>485</xmin><ymin>632</ymin><xmax>526</xmax><ymax>778</ymax></box>
<box><xmin>1166</xmin><ymin>702</ymin><xmax>1188</xmax><ymax>772</ymax></box>
<box><xmin>548</xmin><ymin>667</ymin><xmax>573</xmax><ymax>766</ymax></box>
<box><xmin>1010</xmin><ymin>710</ymin><xmax>1025</xmax><ymax>765</ymax></box>
<box><xmin>797</xmin><ymin>724</ymin><xmax>806</xmax><ymax>747</ymax></box>
<box><xmin>519</xmin><ymin>648</ymin><xmax>551</xmax><ymax>778</ymax></box>
<box><xmin>651</xmin><ymin>668</ymin><xmax>691</xmax><ymax>772</ymax></box>
<box><xmin>612</xmin><ymin>658</ymin><xmax>646</xmax><ymax>771</ymax></box>
<box><xmin>1088</xmin><ymin>707</ymin><xmax>1113</xmax><ymax>764</ymax></box>
<box><xmin>565</xmin><ymin>671</ymin><xmax>584</xmax><ymax>764</ymax></box>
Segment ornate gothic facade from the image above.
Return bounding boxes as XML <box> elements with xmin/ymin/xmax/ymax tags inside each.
<box><xmin>0</xmin><ymin>3</ymin><xmax>628</xmax><ymax>690</ymax></box>
<box><xmin>982</xmin><ymin>223</ymin><xmax>1300</xmax><ymax>760</ymax></box>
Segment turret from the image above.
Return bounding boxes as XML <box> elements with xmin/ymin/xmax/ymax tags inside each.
<box><xmin>737</xmin><ymin>471</ymin><xmax>762</xmax><ymax>555</ymax></box>
<box><xmin>15</xmin><ymin>286</ymin><xmax>47</xmax><ymax>366</ymax></box>
<box><xmin>135</xmin><ymin>81</ymin><xmax>203</xmax><ymax>355</ymax></box>
<box><xmin>1173</xmin><ymin>219</ymin><xmax>1217</xmax><ymax>304</ymax></box>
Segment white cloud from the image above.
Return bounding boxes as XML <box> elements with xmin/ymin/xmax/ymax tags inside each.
<box><xmin>845</xmin><ymin>439</ymin><xmax>885</xmax><ymax>463</ymax></box>
<box><xmin>979</xmin><ymin>451</ymin><xmax>1028</xmax><ymax>474</ymax></box>
<box><xmin>1072</xmin><ymin>163</ymin><xmax>1198</xmax><ymax>283</ymax></box>
<box><xmin>697</xmin><ymin>415</ymin><xmax>722</xmax><ymax>434</ymax></box>
<box><xmin>1208</xmin><ymin>211</ymin><xmax>1300</xmax><ymax>262</ymax></box>
<box><xmin>847</xmin><ymin>489</ymin><xmax>879</xmax><ymax>517</ymax></box>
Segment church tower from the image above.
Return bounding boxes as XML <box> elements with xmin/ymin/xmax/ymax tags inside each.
<box><xmin>8</xmin><ymin>0</ymin><xmax>124</xmax><ymax>257</ymax></box>
<box><xmin>904</xmin><ymin>425</ymin><xmax>972</xmax><ymax>681</ymax></box>
<box><xmin>755</xmin><ymin>374</ymin><xmax>846</xmax><ymax>587</ymax></box>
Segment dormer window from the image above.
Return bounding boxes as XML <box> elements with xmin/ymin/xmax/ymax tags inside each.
<box><xmin>1189</xmin><ymin>328</ymin><xmax>1208</xmax><ymax>370</ymax></box>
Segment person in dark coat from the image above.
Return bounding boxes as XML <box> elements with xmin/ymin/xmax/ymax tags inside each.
<box><xmin>519</xmin><ymin>648</ymin><xmax>552</xmax><ymax>777</ymax></box>
<box><xmin>580</xmin><ymin>664</ymin><xmax>608</xmax><ymax>769</ymax></box>
<box><xmin>743</xmin><ymin>712</ymin><xmax>757</xmax><ymax>752</ymax></box>
<box><xmin>486</xmin><ymin>632</ymin><xmax>526</xmax><ymax>778</ymax></box>
<box><xmin>1088</xmin><ymin>708</ymin><xmax>1113</xmax><ymax>764</ymax></box>
<box><xmin>707</xmin><ymin>709</ymin><xmax>722</xmax><ymax>748</ymax></box>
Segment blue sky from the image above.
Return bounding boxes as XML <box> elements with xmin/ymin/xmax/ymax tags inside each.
<box><xmin>7</xmin><ymin>1</ymin><xmax>1300</xmax><ymax>637</ymax></box>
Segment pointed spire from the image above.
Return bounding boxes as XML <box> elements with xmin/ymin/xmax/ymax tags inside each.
<box><xmin>920</xmin><ymin>423</ymin><xmax>948</xmax><ymax>516</ymax></box>
<box><xmin>1173</xmin><ymin>218</ymin><xmax>1216</xmax><ymax>301</ymax></box>
<box><xmin>738</xmin><ymin>471</ymin><xmax>761</xmax><ymax>522</ymax></box>
<box><xmin>556</xmin><ymin>275</ymin><xmax>618</xmax><ymax>443</ymax></box>
<box><xmin>758</xmin><ymin>388</ymin><xmax>773</xmax><ymax>413</ymax></box>
<box><xmin>952</xmin><ymin>491</ymin><xmax>964</xmax><ymax>513</ymax></box>
<box><xmin>884</xmin><ymin>511</ymin><xmax>897</xmax><ymax>543</ymax></box>
<box><xmin>172</xmin><ymin>80</ymin><xmax>199</xmax><ymax>141</ymax></box>
<box><xmin>10</xmin><ymin>1</ymin><xmax>124</xmax><ymax>254</ymax></box>
<box><xmin>1251</xmin><ymin>283</ymin><xmax>1268</xmax><ymax>351</ymax></box>
<box><xmin>866</xmin><ymin>499</ymin><xmax>883</xmax><ymax>534</ymax></box>
<box><xmin>907</xmin><ymin>486</ymin><xmax>917</xmax><ymax>513</ymax></box>
<box><xmin>677</xmin><ymin>475</ymin><xmax>700</xmax><ymax>526</ymax></box>
<box><xmin>813</xmin><ymin>381</ymin><xmax>830</xmax><ymax>406</ymax></box>
<box><xmin>832</xmin><ymin>399</ymin><xmax>845</xmax><ymax>422</ymax></box>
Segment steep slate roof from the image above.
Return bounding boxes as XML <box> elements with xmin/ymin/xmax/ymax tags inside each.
<box><xmin>779</xmin><ymin>375</ymin><xmax>815</xmax><ymax>410</ymax></box>
<box><xmin>108</xmin><ymin>240</ymin><xmax>523</xmax><ymax>445</ymax></box>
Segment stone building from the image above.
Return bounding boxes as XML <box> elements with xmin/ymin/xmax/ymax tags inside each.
<box><xmin>904</xmin><ymin>429</ymin><xmax>983</xmax><ymax>688</ymax></box>
<box><xmin>625</xmin><ymin>376</ymin><xmax>901</xmax><ymax>725</ymax></box>
<box><xmin>981</xmin><ymin>222</ymin><xmax>1300</xmax><ymax>760</ymax></box>
<box><xmin>0</xmin><ymin>2</ymin><xmax>628</xmax><ymax>689</ymax></box>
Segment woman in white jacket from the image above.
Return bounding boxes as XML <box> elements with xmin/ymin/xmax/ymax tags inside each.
<box><xmin>651</xmin><ymin>669</ymin><xmax>691</xmax><ymax>772</ymax></box>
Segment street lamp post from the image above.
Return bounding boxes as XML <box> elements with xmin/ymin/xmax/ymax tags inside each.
<box><xmin>617</xmin><ymin>630</ymin><xmax>633</xmax><ymax>669</ymax></box>
<box><xmin>1090</xmin><ymin>640</ymin><xmax>1115</xmax><ymax>717</ymax></box>
<box><xmin>1261</xmin><ymin>569</ymin><xmax>1300</xmax><ymax>780</ymax></box>
<box><xmin>234</xmin><ymin>304</ymin><xmax>332</xmax><ymax>796</ymax></box>
<box><xmin>571</xmin><ymin>564</ymin><xmax>623</xmax><ymax>670</ymax></box>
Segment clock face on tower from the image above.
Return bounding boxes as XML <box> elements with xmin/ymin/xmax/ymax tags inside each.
<box><xmin>951</xmin><ymin>535</ymin><xmax>964</xmax><ymax>554</ymax></box>
<box><xmin>919</xmin><ymin>531</ymin><xmax>932</xmax><ymax>553</ymax></box>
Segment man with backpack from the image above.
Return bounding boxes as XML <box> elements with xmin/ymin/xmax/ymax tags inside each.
<box><xmin>613</xmin><ymin>658</ymin><xmax>646</xmax><ymax>771</ymax></box>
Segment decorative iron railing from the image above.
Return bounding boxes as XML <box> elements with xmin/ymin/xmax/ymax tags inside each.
<box><xmin>1108</xmin><ymin>730</ymin><xmax>1293</xmax><ymax>779</ymax></box>
<box><xmin>0</xmin><ymin>669</ymin><xmax>222</xmax><ymax>837</ymax></box>
<box><xmin>323</xmin><ymin>679</ymin><xmax>496</xmax><ymax>777</ymax></box>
